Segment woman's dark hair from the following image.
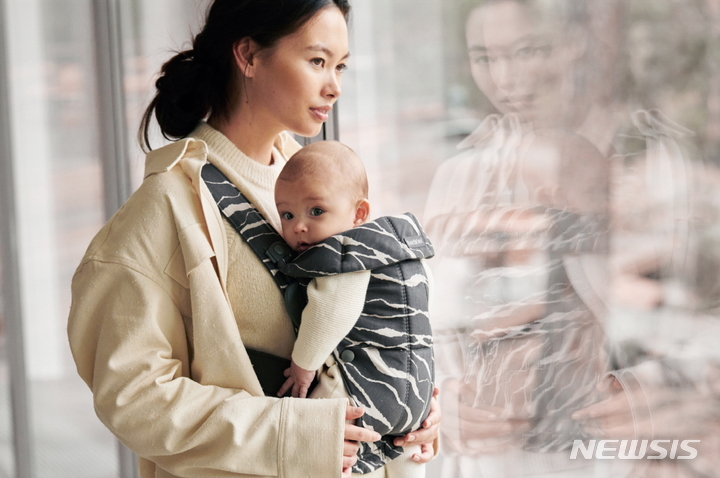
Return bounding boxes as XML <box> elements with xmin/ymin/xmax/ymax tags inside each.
<box><xmin>139</xmin><ymin>0</ymin><xmax>351</xmax><ymax>151</ymax></box>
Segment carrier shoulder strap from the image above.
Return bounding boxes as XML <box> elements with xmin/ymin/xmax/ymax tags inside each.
<box><xmin>201</xmin><ymin>162</ymin><xmax>306</xmax><ymax>329</ymax></box>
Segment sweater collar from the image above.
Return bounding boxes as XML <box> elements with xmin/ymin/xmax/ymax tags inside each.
<box><xmin>189</xmin><ymin>122</ymin><xmax>287</xmax><ymax>191</ymax></box>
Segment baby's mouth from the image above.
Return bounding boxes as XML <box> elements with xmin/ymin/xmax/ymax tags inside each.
<box><xmin>297</xmin><ymin>241</ymin><xmax>312</xmax><ymax>252</ymax></box>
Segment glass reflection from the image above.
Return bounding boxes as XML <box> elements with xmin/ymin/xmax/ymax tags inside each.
<box><xmin>425</xmin><ymin>1</ymin><xmax>720</xmax><ymax>477</ymax></box>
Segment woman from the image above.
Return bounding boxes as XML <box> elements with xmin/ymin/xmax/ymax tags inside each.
<box><xmin>428</xmin><ymin>1</ymin><xmax>718</xmax><ymax>477</ymax></box>
<box><xmin>67</xmin><ymin>1</ymin><xmax>439</xmax><ymax>477</ymax></box>
<box><xmin>424</xmin><ymin>0</ymin><xmax>613</xmax><ymax>476</ymax></box>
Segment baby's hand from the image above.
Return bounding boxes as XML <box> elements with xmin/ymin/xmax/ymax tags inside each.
<box><xmin>277</xmin><ymin>361</ymin><xmax>316</xmax><ymax>398</ymax></box>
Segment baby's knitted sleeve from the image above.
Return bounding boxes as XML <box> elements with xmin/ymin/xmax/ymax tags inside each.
<box><xmin>291</xmin><ymin>270</ymin><xmax>371</xmax><ymax>371</ymax></box>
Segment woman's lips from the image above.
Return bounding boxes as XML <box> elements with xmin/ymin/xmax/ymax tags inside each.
<box><xmin>310</xmin><ymin>105</ymin><xmax>332</xmax><ymax>122</ymax></box>
<box><xmin>501</xmin><ymin>95</ymin><xmax>536</xmax><ymax>111</ymax></box>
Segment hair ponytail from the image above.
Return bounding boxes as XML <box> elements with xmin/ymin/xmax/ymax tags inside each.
<box><xmin>139</xmin><ymin>0</ymin><xmax>351</xmax><ymax>152</ymax></box>
<box><xmin>138</xmin><ymin>49</ymin><xmax>209</xmax><ymax>152</ymax></box>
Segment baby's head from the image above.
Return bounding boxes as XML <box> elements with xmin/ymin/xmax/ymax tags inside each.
<box><xmin>275</xmin><ymin>141</ymin><xmax>370</xmax><ymax>252</ymax></box>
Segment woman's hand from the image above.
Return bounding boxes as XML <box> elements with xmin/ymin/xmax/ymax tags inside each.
<box><xmin>571</xmin><ymin>376</ymin><xmax>634</xmax><ymax>437</ymax></box>
<box><xmin>573</xmin><ymin>375</ymin><xmax>720</xmax><ymax>440</ymax></box>
<box><xmin>439</xmin><ymin>378</ymin><xmax>530</xmax><ymax>455</ymax></box>
<box><xmin>343</xmin><ymin>406</ymin><xmax>381</xmax><ymax>478</ymax></box>
<box><xmin>393</xmin><ymin>387</ymin><xmax>442</xmax><ymax>463</ymax></box>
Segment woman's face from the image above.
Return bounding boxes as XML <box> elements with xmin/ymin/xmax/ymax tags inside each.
<box><xmin>247</xmin><ymin>6</ymin><xmax>349</xmax><ymax>137</ymax></box>
<box><xmin>466</xmin><ymin>1</ymin><xmax>579</xmax><ymax>126</ymax></box>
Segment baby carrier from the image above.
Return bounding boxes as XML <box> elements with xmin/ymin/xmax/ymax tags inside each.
<box><xmin>281</xmin><ymin>213</ymin><xmax>436</xmax><ymax>472</ymax></box>
<box><xmin>202</xmin><ymin>163</ymin><xmax>436</xmax><ymax>473</ymax></box>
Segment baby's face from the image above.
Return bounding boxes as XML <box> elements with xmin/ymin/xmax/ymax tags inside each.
<box><xmin>276</xmin><ymin>174</ymin><xmax>361</xmax><ymax>252</ymax></box>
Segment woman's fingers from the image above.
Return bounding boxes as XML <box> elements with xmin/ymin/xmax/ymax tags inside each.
<box><xmin>457</xmin><ymin>401</ymin><xmax>507</xmax><ymax>423</ymax></box>
<box><xmin>344</xmin><ymin>406</ymin><xmax>381</xmax><ymax>442</ymax></box>
<box><xmin>439</xmin><ymin>377</ymin><xmax>530</xmax><ymax>447</ymax></box>
<box><xmin>343</xmin><ymin>439</ymin><xmax>359</xmax><ymax>465</ymax></box>
<box><xmin>462</xmin><ymin>416</ymin><xmax>530</xmax><ymax>441</ymax></box>
<box><xmin>411</xmin><ymin>443</ymin><xmax>435</xmax><ymax>463</ymax></box>
<box><xmin>342</xmin><ymin>439</ymin><xmax>359</xmax><ymax>476</ymax></box>
<box><xmin>394</xmin><ymin>419</ymin><xmax>439</xmax><ymax>447</ymax></box>
<box><xmin>343</xmin><ymin>439</ymin><xmax>360</xmax><ymax>455</ymax></box>
<box><xmin>344</xmin><ymin>423</ymin><xmax>381</xmax><ymax>443</ymax></box>
<box><xmin>572</xmin><ymin>387</ymin><xmax>636</xmax><ymax>438</ymax></box>
<box><xmin>572</xmin><ymin>389</ymin><xmax>631</xmax><ymax>421</ymax></box>
<box><xmin>394</xmin><ymin>391</ymin><xmax>442</xmax><ymax>447</ymax></box>
<box><xmin>422</xmin><ymin>388</ymin><xmax>441</xmax><ymax>429</ymax></box>
<box><xmin>344</xmin><ymin>405</ymin><xmax>364</xmax><ymax>421</ymax></box>
<box><xmin>342</xmin><ymin>406</ymin><xmax>378</xmax><ymax>477</ymax></box>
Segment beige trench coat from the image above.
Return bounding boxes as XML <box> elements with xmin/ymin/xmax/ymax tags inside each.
<box><xmin>68</xmin><ymin>138</ymin><xmax>346</xmax><ymax>478</ymax></box>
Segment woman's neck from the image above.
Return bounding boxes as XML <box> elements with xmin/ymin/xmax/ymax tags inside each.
<box><xmin>209</xmin><ymin>111</ymin><xmax>281</xmax><ymax>166</ymax></box>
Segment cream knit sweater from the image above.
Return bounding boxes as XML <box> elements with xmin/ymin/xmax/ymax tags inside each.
<box><xmin>192</xmin><ymin>123</ymin><xmax>298</xmax><ymax>357</ymax></box>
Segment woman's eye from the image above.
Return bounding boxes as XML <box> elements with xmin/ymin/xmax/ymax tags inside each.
<box><xmin>311</xmin><ymin>58</ymin><xmax>325</xmax><ymax>67</ymax></box>
<box><xmin>310</xmin><ymin>207</ymin><xmax>323</xmax><ymax>217</ymax></box>
<box><xmin>535</xmin><ymin>45</ymin><xmax>552</xmax><ymax>57</ymax></box>
<box><xmin>515</xmin><ymin>46</ymin><xmax>534</xmax><ymax>59</ymax></box>
<box><xmin>336</xmin><ymin>63</ymin><xmax>348</xmax><ymax>73</ymax></box>
<box><xmin>282</xmin><ymin>212</ymin><xmax>294</xmax><ymax>220</ymax></box>
<box><xmin>471</xmin><ymin>54</ymin><xmax>490</xmax><ymax>65</ymax></box>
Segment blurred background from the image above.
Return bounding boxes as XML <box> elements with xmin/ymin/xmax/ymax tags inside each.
<box><xmin>1</xmin><ymin>0</ymin><xmax>719</xmax><ymax>477</ymax></box>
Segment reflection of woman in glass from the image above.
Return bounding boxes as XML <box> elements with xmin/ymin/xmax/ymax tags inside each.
<box><xmin>425</xmin><ymin>1</ymin><xmax>612</xmax><ymax>476</ymax></box>
<box><xmin>427</xmin><ymin>0</ymin><xmax>720</xmax><ymax>476</ymax></box>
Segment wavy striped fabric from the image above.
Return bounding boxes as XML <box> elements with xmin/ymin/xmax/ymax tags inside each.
<box><xmin>201</xmin><ymin>163</ymin><xmax>309</xmax><ymax>329</ymax></box>
<box><xmin>428</xmin><ymin>205</ymin><xmax>611</xmax><ymax>453</ymax></box>
<box><xmin>282</xmin><ymin>214</ymin><xmax>436</xmax><ymax>473</ymax></box>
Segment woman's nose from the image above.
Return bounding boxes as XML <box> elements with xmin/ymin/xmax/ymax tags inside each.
<box><xmin>490</xmin><ymin>57</ymin><xmax>516</xmax><ymax>93</ymax></box>
<box><xmin>323</xmin><ymin>72</ymin><xmax>342</xmax><ymax>99</ymax></box>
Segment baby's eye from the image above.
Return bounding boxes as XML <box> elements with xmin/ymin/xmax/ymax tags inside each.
<box><xmin>282</xmin><ymin>212</ymin><xmax>294</xmax><ymax>220</ymax></box>
<box><xmin>310</xmin><ymin>207</ymin><xmax>324</xmax><ymax>217</ymax></box>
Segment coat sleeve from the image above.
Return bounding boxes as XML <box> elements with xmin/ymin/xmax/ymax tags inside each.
<box><xmin>68</xmin><ymin>259</ymin><xmax>346</xmax><ymax>478</ymax></box>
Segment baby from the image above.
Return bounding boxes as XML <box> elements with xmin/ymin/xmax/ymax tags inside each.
<box><xmin>274</xmin><ymin>141</ymin><xmax>435</xmax><ymax>477</ymax></box>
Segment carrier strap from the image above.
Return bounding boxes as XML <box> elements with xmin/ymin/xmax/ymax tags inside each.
<box><xmin>201</xmin><ymin>163</ymin><xmax>306</xmax><ymax>329</ymax></box>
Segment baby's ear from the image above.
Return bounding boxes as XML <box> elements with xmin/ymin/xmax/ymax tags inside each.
<box><xmin>354</xmin><ymin>199</ymin><xmax>370</xmax><ymax>226</ymax></box>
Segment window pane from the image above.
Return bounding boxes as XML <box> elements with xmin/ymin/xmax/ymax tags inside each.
<box><xmin>4</xmin><ymin>0</ymin><xmax>116</xmax><ymax>475</ymax></box>
<box><xmin>0</xmin><ymin>270</ymin><xmax>14</xmax><ymax>478</ymax></box>
<box><xmin>340</xmin><ymin>1</ymin><xmax>720</xmax><ymax>475</ymax></box>
<box><xmin>119</xmin><ymin>0</ymin><xmax>211</xmax><ymax>183</ymax></box>
<box><xmin>1</xmin><ymin>1</ymin><xmax>211</xmax><ymax>476</ymax></box>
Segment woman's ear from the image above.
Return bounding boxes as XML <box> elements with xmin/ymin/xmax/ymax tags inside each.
<box><xmin>354</xmin><ymin>199</ymin><xmax>371</xmax><ymax>226</ymax></box>
<box><xmin>233</xmin><ymin>37</ymin><xmax>260</xmax><ymax>78</ymax></box>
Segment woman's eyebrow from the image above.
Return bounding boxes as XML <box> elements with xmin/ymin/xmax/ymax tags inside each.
<box><xmin>469</xmin><ymin>34</ymin><xmax>542</xmax><ymax>52</ymax></box>
<box><xmin>306</xmin><ymin>44</ymin><xmax>351</xmax><ymax>60</ymax></box>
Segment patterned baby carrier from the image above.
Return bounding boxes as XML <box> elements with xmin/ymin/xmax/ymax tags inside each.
<box><xmin>425</xmin><ymin>114</ymin><xmax>612</xmax><ymax>454</ymax></box>
<box><xmin>201</xmin><ymin>163</ymin><xmax>435</xmax><ymax>473</ymax></box>
<box><xmin>280</xmin><ymin>214</ymin><xmax>436</xmax><ymax>473</ymax></box>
